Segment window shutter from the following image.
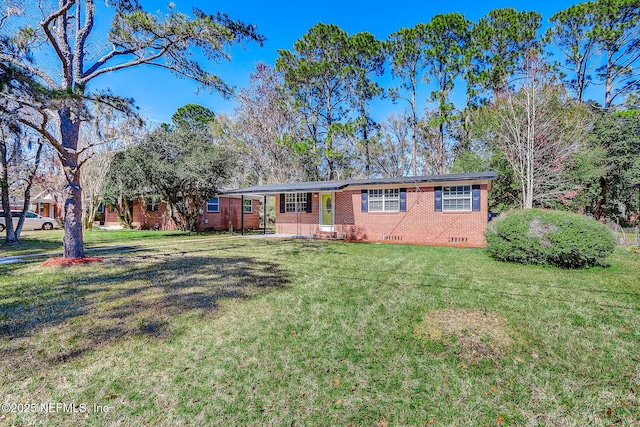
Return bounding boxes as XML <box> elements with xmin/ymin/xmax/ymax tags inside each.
<box><xmin>472</xmin><ymin>185</ymin><xmax>481</xmax><ymax>211</ymax></box>
<box><xmin>361</xmin><ymin>190</ymin><xmax>368</xmax><ymax>212</ymax></box>
<box><xmin>279</xmin><ymin>193</ymin><xmax>285</xmax><ymax>213</ymax></box>
<box><xmin>434</xmin><ymin>186</ymin><xmax>442</xmax><ymax>212</ymax></box>
<box><xmin>399</xmin><ymin>188</ymin><xmax>407</xmax><ymax>212</ymax></box>
<box><xmin>306</xmin><ymin>193</ymin><xmax>313</xmax><ymax>213</ymax></box>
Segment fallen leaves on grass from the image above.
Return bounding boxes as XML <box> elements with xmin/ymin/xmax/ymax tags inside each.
<box><xmin>414</xmin><ymin>308</ymin><xmax>512</xmax><ymax>362</ymax></box>
<box><xmin>41</xmin><ymin>256</ymin><xmax>104</xmax><ymax>267</ymax></box>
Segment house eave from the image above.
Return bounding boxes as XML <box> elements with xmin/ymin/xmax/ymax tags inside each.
<box><xmin>220</xmin><ymin>172</ymin><xmax>498</xmax><ymax>196</ymax></box>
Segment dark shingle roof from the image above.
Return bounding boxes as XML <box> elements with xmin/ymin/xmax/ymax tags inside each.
<box><xmin>221</xmin><ymin>172</ymin><xmax>497</xmax><ymax>195</ymax></box>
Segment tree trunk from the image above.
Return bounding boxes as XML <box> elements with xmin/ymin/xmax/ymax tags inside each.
<box><xmin>438</xmin><ymin>117</ymin><xmax>445</xmax><ymax>175</ymax></box>
<box><xmin>594</xmin><ymin>176</ymin><xmax>608</xmax><ymax>220</ymax></box>
<box><xmin>361</xmin><ymin>100</ymin><xmax>371</xmax><ymax>178</ymax></box>
<box><xmin>62</xmin><ymin>179</ymin><xmax>84</xmax><ymax>257</ymax></box>
<box><xmin>59</xmin><ymin>105</ymin><xmax>85</xmax><ymax>258</ymax></box>
<box><xmin>0</xmin><ymin>139</ymin><xmax>19</xmax><ymax>246</ymax></box>
<box><xmin>325</xmin><ymin>91</ymin><xmax>337</xmax><ymax>181</ymax></box>
<box><xmin>604</xmin><ymin>51</ymin><xmax>613</xmax><ymax>109</ymax></box>
<box><xmin>411</xmin><ymin>82</ymin><xmax>417</xmax><ymax>176</ymax></box>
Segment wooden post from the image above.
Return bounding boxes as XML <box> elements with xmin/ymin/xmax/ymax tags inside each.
<box><xmin>241</xmin><ymin>195</ymin><xmax>244</xmax><ymax>236</ymax></box>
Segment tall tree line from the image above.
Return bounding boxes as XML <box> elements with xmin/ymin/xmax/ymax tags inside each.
<box><xmin>231</xmin><ymin>1</ymin><xmax>640</xmax><ymax>224</ymax></box>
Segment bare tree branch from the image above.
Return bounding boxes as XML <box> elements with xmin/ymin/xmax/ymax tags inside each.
<box><xmin>40</xmin><ymin>0</ymin><xmax>75</xmax><ymax>85</ymax></box>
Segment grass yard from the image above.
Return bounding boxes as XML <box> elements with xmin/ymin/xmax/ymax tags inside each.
<box><xmin>1</xmin><ymin>233</ymin><xmax>639</xmax><ymax>426</ymax></box>
<box><xmin>0</xmin><ymin>229</ymin><xmax>210</xmax><ymax>257</ymax></box>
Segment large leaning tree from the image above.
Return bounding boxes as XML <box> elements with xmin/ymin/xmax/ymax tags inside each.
<box><xmin>0</xmin><ymin>0</ymin><xmax>263</xmax><ymax>258</ymax></box>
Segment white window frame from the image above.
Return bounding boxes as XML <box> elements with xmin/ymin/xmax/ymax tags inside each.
<box><xmin>285</xmin><ymin>193</ymin><xmax>307</xmax><ymax>213</ymax></box>
<box><xmin>243</xmin><ymin>199</ymin><xmax>253</xmax><ymax>214</ymax></box>
<box><xmin>146</xmin><ymin>200</ymin><xmax>160</xmax><ymax>212</ymax></box>
<box><xmin>206</xmin><ymin>197</ymin><xmax>220</xmax><ymax>213</ymax></box>
<box><xmin>368</xmin><ymin>188</ymin><xmax>400</xmax><ymax>212</ymax></box>
<box><xmin>442</xmin><ymin>185</ymin><xmax>472</xmax><ymax>212</ymax></box>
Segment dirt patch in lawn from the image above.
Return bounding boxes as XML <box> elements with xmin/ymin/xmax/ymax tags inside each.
<box><xmin>414</xmin><ymin>308</ymin><xmax>512</xmax><ymax>362</ymax></box>
<box><xmin>41</xmin><ymin>256</ymin><xmax>104</xmax><ymax>267</ymax></box>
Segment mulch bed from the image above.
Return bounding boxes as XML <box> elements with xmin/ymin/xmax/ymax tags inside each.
<box><xmin>41</xmin><ymin>257</ymin><xmax>104</xmax><ymax>267</ymax></box>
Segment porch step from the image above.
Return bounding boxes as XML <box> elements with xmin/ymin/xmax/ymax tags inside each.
<box><xmin>313</xmin><ymin>231</ymin><xmax>344</xmax><ymax>240</ymax></box>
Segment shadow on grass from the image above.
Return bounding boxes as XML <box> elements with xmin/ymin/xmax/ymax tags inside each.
<box><xmin>0</xmin><ymin>238</ymin><xmax>62</xmax><ymax>255</ymax></box>
<box><xmin>0</xmin><ymin>251</ymin><xmax>289</xmax><ymax>371</ymax></box>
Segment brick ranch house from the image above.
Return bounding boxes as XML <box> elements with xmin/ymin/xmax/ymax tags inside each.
<box><xmin>222</xmin><ymin>172</ymin><xmax>497</xmax><ymax>247</ymax></box>
<box><xmin>104</xmin><ymin>195</ymin><xmax>261</xmax><ymax>231</ymax></box>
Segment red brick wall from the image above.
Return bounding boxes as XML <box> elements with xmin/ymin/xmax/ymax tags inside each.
<box><xmin>201</xmin><ymin>198</ymin><xmax>260</xmax><ymax>231</ymax></box>
<box><xmin>275</xmin><ymin>184</ymin><xmax>489</xmax><ymax>247</ymax></box>
<box><xmin>275</xmin><ymin>193</ymin><xmax>321</xmax><ymax>237</ymax></box>
<box><xmin>104</xmin><ymin>201</ymin><xmax>175</xmax><ymax>230</ymax></box>
<box><xmin>104</xmin><ymin>207</ymin><xmax>119</xmax><ymax>226</ymax></box>
<box><xmin>104</xmin><ymin>197</ymin><xmax>260</xmax><ymax>231</ymax></box>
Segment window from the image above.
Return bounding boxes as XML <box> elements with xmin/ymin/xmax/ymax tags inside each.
<box><xmin>243</xmin><ymin>199</ymin><xmax>252</xmax><ymax>214</ymax></box>
<box><xmin>285</xmin><ymin>193</ymin><xmax>307</xmax><ymax>213</ymax></box>
<box><xmin>97</xmin><ymin>203</ymin><xmax>105</xmax><ymax>213</ymax></box>
<box><xmin>368</xmin><ymin>188</ymin><xmax>399</xmax><ymax>212</ymax></box>
<box><xmin>442</xmin><ymin>185</ymin><xmax>471</xmax><ymax>211</ymax></box>
<box><xmin>206</xmin><ymin>197</ymin><xmax>219</xmax><ymax>213</ymax></box>
<box><xmin>146</xmin><ymin>200</ymin><xmax>160</xmax><ymax>212</ymax></box>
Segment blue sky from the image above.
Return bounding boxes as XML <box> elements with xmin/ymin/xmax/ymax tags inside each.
<box><xmin>91</xmin><ymin>0</ymin><xmax>585</xmax><ymax>125</ymax></box>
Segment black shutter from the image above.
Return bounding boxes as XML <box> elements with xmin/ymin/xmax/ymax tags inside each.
<box><xmin>472</xmin><ymin>185</ymin><xmax>481</xmax><ymax>211</ymax></box>
<box><xmin>306</xmin><ymin>193</ymin><xmax>313</xmax><ymax>213</ymax></box>
<box><xmin>434</xmin><ymin>186</ymin><xmax>442</xmax><ymax>212</ymax></box>
<box><xmin>279</xmin><ymin>193</ymin><xmax>285</xmax><ymax>213</ymax></box>
<box><xmin>361</xmin><ymin>190</ymin><xmax>368</xmax><ymax>212</ymax></box>
<box><xmin>399</xmin><ymin>188</ymin><xmax>407</xmax><ymax>212</ymax></box>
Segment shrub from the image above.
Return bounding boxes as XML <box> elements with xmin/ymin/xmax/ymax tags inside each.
<box><xmin>486</xmin><ymin>209</ymin><xmax>616</xmax><ymax>268</ymax></box>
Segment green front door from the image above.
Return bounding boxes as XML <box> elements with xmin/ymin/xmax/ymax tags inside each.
<box><xmin>321</xmin><ymin>193</ymin><xmax>334</xmax><ymax>228</ymax></box>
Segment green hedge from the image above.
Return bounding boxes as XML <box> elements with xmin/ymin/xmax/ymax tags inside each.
<box><xmin>486</xmin><ymin>209</ymin><xmax>616</xmax><ymax>268</ymax></box>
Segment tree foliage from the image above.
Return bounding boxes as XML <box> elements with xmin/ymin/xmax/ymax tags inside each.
<box><xmin>0</xmin><ymin>122</ymin><xmax>43</xmax><ymax>245</ymax></box>
<box><xmin>472</xmin><ymin>8</ymin><xmax>542</xmax><ymax>101</ymax></box>
<box><xmin>276</xmin><ymin>23</ymin><xmax>354</xmax><ymax>180</ymax></box>
<box><xmin>0</xmin><ymin>1</ymin><xmax>264</xmax><ymax>257</ymax></box>
<box><xmin>346</xmin><ymin>32</ymin><xmax>386</xmax><ymax>177</ymax></box>
<box><xmin>422</xmin><ymin>13</ymin><xmax>471</xmax><ymax>174</ymax></box>
<box><xmin>233</xmin><ymin>63</ymin><xmax>307</xmax><ymax>185</ymax></box>
<box><xmin>104</xmin><ymin>106</ymin><xmax>237</xmax><ymax>231</ymax></box>
<box><xmin>547</xmin><ymin>2</ymin><xmax>601</xmax><ymax>102</ymax></box>
<box><xmin>102</xmin><ymin>151</ymin><xmax>138</xmax><ymax>228</ymax></box>
<box><xmin>548</xmin><ymin>0</ymin><xmax>640</xmax><ymax>107</ymax></box>
<box><xmin>387</xmin><ymin>24</ymin><xmax>429</xmax><ymax>176</ymax></box>
<box><xmin>171</xmin><ymin>104</ymin><xmax>216</xmax><ymax>132</ymax></box>
<box><xmin>576</xmin><ymin>109</ymin><xmax>640</xmax><ymax>222</ymax></box>
<box><xmin>473</xmin><ymin>58</ymin><xmax>591</xmax><ymax>209</ymax></box>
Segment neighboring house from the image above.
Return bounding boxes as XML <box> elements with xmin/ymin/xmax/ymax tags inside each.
<box><xmin>104</xmin><ymin>195</ymin><xmax>261</xmax><ymax>231</ymax></box>
<box><xmin>222</xmin><ymin>172</ymin><xmax>497</xmax><ymax>247</ymax></box>
<box><xmin>2</xmin><ymin>191</ymin><xmax>62</xmax><ymax>220</ymax></box>
<box><xmin>31</xmin><ymin>192</ymin><xmax>62</xmax><ymax>219</ymax></box>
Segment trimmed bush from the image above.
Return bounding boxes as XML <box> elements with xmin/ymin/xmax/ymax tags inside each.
<box><xmin>486</xmin><ymin>209</ymin><xmax>616</xmax><ymax>268</ymax></box>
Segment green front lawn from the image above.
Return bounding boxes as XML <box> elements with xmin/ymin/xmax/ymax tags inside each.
<box><xmin>0</xmin><ymin>229</ymin><xmax>226</xmax><ymax>256</ymax></box>
<box><xmin>1</xmin><ymin>235</ymin><xmax>638</xmax><ymax>426</ymax></box>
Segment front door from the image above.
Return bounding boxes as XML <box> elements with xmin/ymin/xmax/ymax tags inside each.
<box><xmin>320</xmin><ymin>193</ymin><xmax>334</xmax><ymax>232</ymax></box>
